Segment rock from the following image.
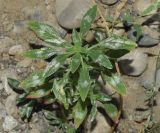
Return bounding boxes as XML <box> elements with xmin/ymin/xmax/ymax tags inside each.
<box><xmin>5</xmin><ymin>94</ymin><xmax>18</xmax><ymax>117</ymax></box>
<box><xmin>113</xmin><ymin>23</ymin><xmax>125</xmax><ymax>36</ymax></box>
<box><xmin>138</xmin><ymin>35</ymin><xmax>159</xmax><ymax>47</ymax></box>
<box><xmin>56</xmin><ymin>0</ymin><xmax>92</xmax><ymax>29</ymax></box>
<box><xmin>9</xmin><ymin>45</ymin><xmax>25</xmax><ymax>56</ymax></box>
<box><xmin>128</xmin><ymin>28</ymin><xmax>159</xmax><ymax>47</ymax></box>
<box><xmin>118</xmin><ymin>49</ymin><xmax>148</xmax><ymax>76</ymax></box>
<box><xmin>0</xmin><ymin>69</ymin><xmax>18</xmax><ymax>95</ymax></box>
<box><xmin>0</xmin><ymin>37</ymin><xmax>15</xmax><ymax>54</ymax></box>
<box><xmin>143</xmin><ymin>26</ymin><xmax>159</xmax><ymax>40</ymax></box>
<box><xmin>17</xmin><ymin>58</ymin><xmax>32</xmax><ymax>68</ymax></box>
<box><xmin>134</xmin><ymin>0</ymin><xmax>157</xmax><ymax>15</ymax></box>
<box><xmin>85</xmin><ymin>112</ymin><xmax>111</xmax><ymax>133</ymax></box>
<box><xmin>2</xmin><ymin>116</ymin><xmax>18</xmax><ymax>132</ymax></box>
<box><xmin>100</xmin><ymin>0</ymin><xmax>118</xmax><ymax>5</ymax></box>
<box><xmin>85</xmin><ymin>30</ymin><xmax>95</xmax><ymax>42</ymax></box>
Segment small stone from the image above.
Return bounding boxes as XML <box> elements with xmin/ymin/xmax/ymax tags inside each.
<box><xmin>113</xmin><ymin>23</ymin><xmax>125</xmax><ymax>36</ymax></box>
<box><xmin>138</xmin><ymin>35</ymin><xmax>159</xmax><ymax>47</ymax></box>
<box><xmin>100</xmin><ymin>0</ymin><xmax>118</xmax><ymax>5</ymax></box>
<box><xmin>2</xmin><ymin>116</ymin><xmax>18</xmax><ymax>132</ymax></box>
<box><xmin>17</xmin><ymin>58</ymin><xmax>32</xmax><ymax>68</ymax></box>
<box><xmin>134</xmin><ymin>0</ymin><xmax>156</xmax><ymax>15</ymax></box>
<box><xmin>85</xmin><ymin>30</ymin><xmax>95</xmax><ymax>42</ymax></box>
<box><xmin>56</xmin><ymin>0</ymin><xmax>92</xmax><ymax>29</ymax></box>
<box><xmin>0</xmin><ymin>37</ymin><xmax>15</xmax><ymax>54</ymax></box>
<box><xmin>5</xmin><ymin>94</ymin><xmax>18</xmax><ymax>117</ymax></box>
<box><xmin>118</xmin><ymin>49</ymin><xmax>148</xmax><ymax>76</ymax></box>
<box><xmin>9</xmin><ymin>45</ymin><xmax>25</xmax><ymax>56</ymax></box>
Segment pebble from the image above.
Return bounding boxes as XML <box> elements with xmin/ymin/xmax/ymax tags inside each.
<box><xmin>2</xmin><ymin>116</ymin><xmax>18</xmax><ymax>132</ymax></box>
<box><xmin>56</xmin><ymin>0</ymin><xmax>92</xmax><ymax>29</ymax></box>
<box><xmin>100</xmin><ymin>0</ymin><xmax>118</xmax><ymax>5</ymax></box>
<box><xmin>9</xmin><ymin>45</ymin><xmax>25</xmax><ymax>56</ymax></box>
<box><xmin>127</xmin><ymin>28</ymin><xmax>159</xmax><ymax>47</ymax></box>
<box><xmin>138</xmin><ymin>34</ymin><xmax>159</xmax><ymax>47</ymax></box>
<box><xmin>118</xmin><ymin>49</ymin><xmax>148</xmax><ymax>76</ymax></box>
<box><xmin>134</xmin><ymin>0</ymin><xmax>156</xmax><ymax>15</ymax></box>
<box><xmin>0</xmin><ymin>37</ymin><xmax>15</xmax><ymax>54</ymax></box>
<box><xmin>16</xmin><ymin>58</ymin><xmax>32</xmax><ymax>68</ymax></box>
<box><xmin>5</xmin><ymin>94</ymin><xmax>18</xmax><ymax>117</ymax></box>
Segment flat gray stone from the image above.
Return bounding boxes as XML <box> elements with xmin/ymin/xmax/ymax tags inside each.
<box><xmin>56</xmin><ymin>0</ymin><xmax>92</xmax><ymax>29</ymax></box>
<box><xmin>118</xmin><ymin>49</ymin><xmax>148</xmax><ymax>76</ymax></box>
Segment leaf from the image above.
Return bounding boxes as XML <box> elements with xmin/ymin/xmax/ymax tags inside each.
<box><xmin>90</xmin><ymin>105</ymin><xmax>97</xmax><ymax>122</ymax></box>
<box><xmin>80</xmin><ymin>5</ymin><xmax>97</xmax><ymax>37</ymax></box>
<box><xmin>52</xmin><ymin>74</ymin><xmax>69</xmax><ymax>109</ymax></box>
<box><xmin>122</xmin><ymin>11</ymin><xmax>133</xmax><ymax>23</ymax></box>
<box><xmin>104</xmin><ymin>74</ymin><xmax>127</xmax><ymax>96</ymax></box>
<box><xmin>7</xmin><ymin>78</ymin><xmax>23</xmax><ymax>92</ymax></box>
<box><xmin>78</xmin><ymin>66</ymin><xmax>91</xmax><ymax>101</ymax></box>
<box><xmin>101</xmin><ymin>103</ymin><xmax>118</xmax><ymax>121</ymax></box>
<box><xmin>23</xmin><ymin>48</ymin><xmax>57</xmax><ymax>59</ymax></box>
<box><xmin>88</xmin><ymin>50</ymin><xmax>113</xmax><ymax>69</ymax></box>
<box><xmin>44</xmin><ymin>54</ymin><xmax>68</xmax><ymax>78</ymax></box>
<box><xmin>72</xmin><ymin>29</ymin><xmax>82</xmax><ymax>46</ymax></box>
<box><xmin>92</xmin><ymin>92</ymin><xmax>111</xmax><ymax>102</ymax></box>
<box><xmin>19</xmin><ymin>71</ymin><xmax>45</xmax><ymax>92</ymax></box>
<box><xmin>94</xmin><ymin>31</ymin><xmax>106</xmax><ymax>42</ymax></box>
<box><xmin>19</xmin><ymin>100</ymin><xmax>35</xmax><ymax>119</ymax></box>
<box><xmin>99</xmin><ymin>35</ymin><xmax>137</xmax><ymax>51</ymax></box>
<box><xmin>26</xmin><ymin>88</ymin><xmax>51</xmax><ymax>99</ymax></box>
<box><xmin>73</xmin><ymin>100</ymin><xmax>87</xmax><ymax>129</ymax></box>
<box><xmin>28</xmin><ymin>21</ymin><xmax>65</xmax><ymax>45</ymax></box>
<box><xmin>133</xmin><ymin>24</ymin><xmax>142</xmax><ymax>39</ymax></box>
<box><xmin>70</xmin><ymin>54</ymin><xmax>81</xmax><ymax>73</ymax></box>
<box><xmin>141</xmin><ymin>0</ymin><xmax>160</xmax><ymax>16</ymax></box>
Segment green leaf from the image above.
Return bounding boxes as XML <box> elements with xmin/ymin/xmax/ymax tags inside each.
<box><xmin>19</xmin><ymin>71</ymin><xmax>45</xmax><ymax>92</ymax></box>
<box><xmin>70</xmin><ymin>54</ymin><xmax>81</xmax><ymax>73</ymax></box>
<box><xmin>7</xmin><ymin>78</ymin><xmax>22</xmax><ymax>92</ymax></box>
<box><xmin>73</xmin><ymin>100</ymin><xmax>87</xmax><ymax>129</ymax></box>
<box><xmin>133</xmin><ymin>24</ymin><xmax>142</xmax><ymax>39</ymax></box>
<box><xmin>80</xmin><ymin>5</ymin><xmax>97</xmax><ymax>37</ymax></box>
<box><xmin>72</xmin><ymin>29</ymin><xmax>82</xmax><ymax>46</ymax></box>
<box><xmin>101</xmin><ymin>103</ymin><xmax>118</xmax><ymax>121</ymax></box>
<box><xmin>122</xmin><ymin>11</ymin><xmax>133</xmax><ymax>23</ymax></box>
<box><xmin>92</xmin><ymin>92</ymin><xmax>111</xmax><ymax>102</ymax></box>
<box><xmin>78</xmin><ymin>66</ymin><xmax>91</xmax><ymax>101</ymax></box>
<box><xmin>26</xmin><ymin>88</ymin><xmax>51</xmax><ymax>99</ymax></box>
<box><xmin>99</xmin><ymin>35</ymin><xmax>137</xmax><ymax>51</ymax></box>
<box><xmin>52</xmin><ymin>74</ymin><xmax>69</xmax><ymax>109</ymax></box>
<box><xmin>104</xmin><ymin>74</ymin><xmax>126</xmax><ymax>96</ymax></box>
<box><xmin>44</xmin><ymin>54</ymin><xmax>69</xmax><ymax>78</ymax></box>
<box><xmin>23</xmin><ymin>48</ymin><xmax>57</xmax><ymax>59</ymax></box>
<box><xmin>28</xmin><ymin>21</ymin><xmax>65</xmax><ymax>45</ymax></box>
<box><xmin>90</xmin><ymin>105</ymin><xmax>97</xmax><ymax>122</ymax></box>
<box><xmin>94</xmin><ymin>31</ymin><xmax>106</xmax><ymax>42</ymax></box>
<box><xmin>19</xmin><ymin>100</ymin><xmax>35</xmax><ymax>119</ymax></box>
<box><xmin>141</xmin><ymin>0</ymin><xmax>160</xmax><ymax>16</ymax></box>
<box><xmin>88</xmin><ymin>50</ymin><xmax>113</xmax><ymax>69</ymax></box>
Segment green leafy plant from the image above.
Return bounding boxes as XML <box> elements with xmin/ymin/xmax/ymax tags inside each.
<box><xmin>8</xmin><ymin>5</ymin><xmax>137</xmax><ymax>132</ymax></box>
